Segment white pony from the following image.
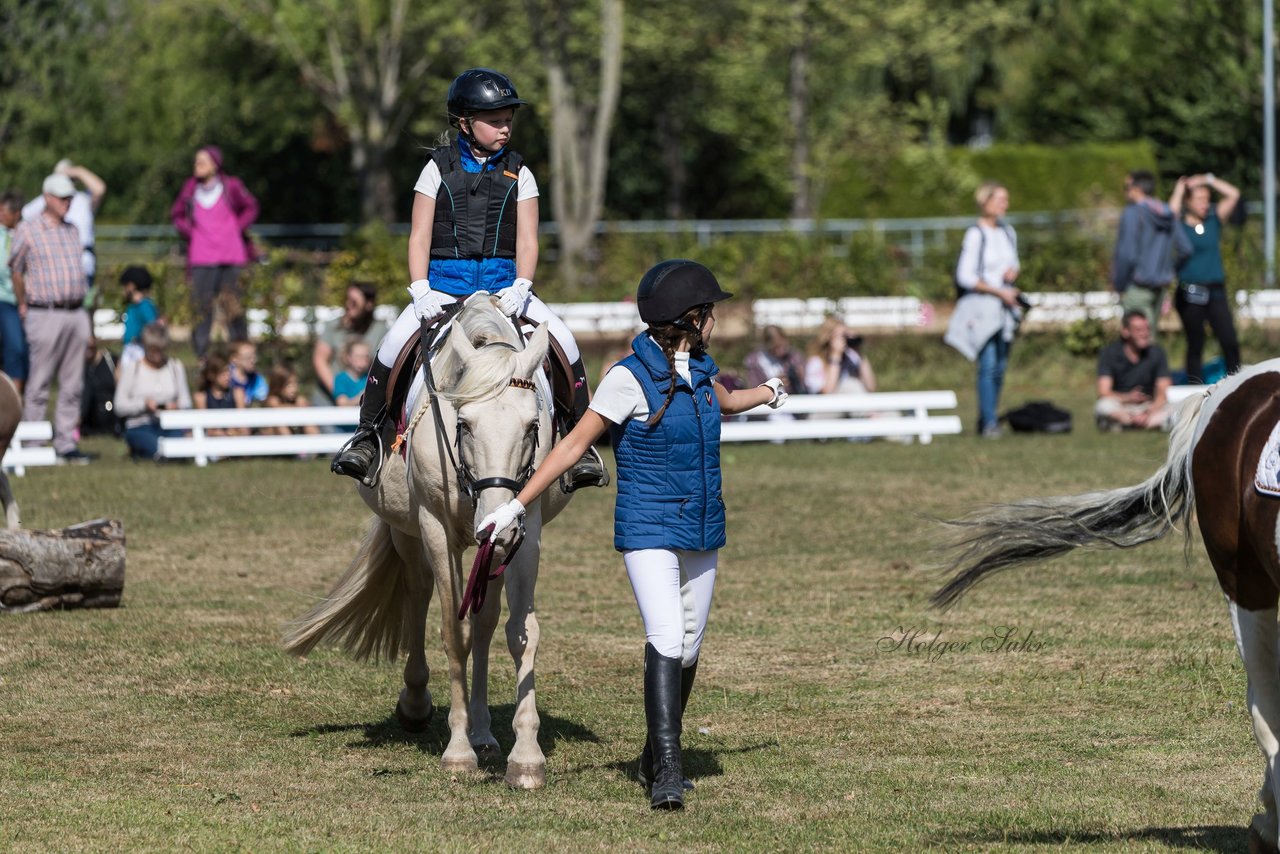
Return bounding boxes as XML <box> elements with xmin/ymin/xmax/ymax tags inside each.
<box><xmin>286</xmin><ymin>297</ymin><xmax>572</xmax><ymax>788</ymax></box>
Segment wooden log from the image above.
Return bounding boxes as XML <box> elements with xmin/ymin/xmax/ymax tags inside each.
<box><xmin>0</xmin><ymin>519</ymin><xmax>125</xmax><ymax>614</ymax></box>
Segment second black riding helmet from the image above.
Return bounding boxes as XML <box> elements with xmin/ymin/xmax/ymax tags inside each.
<box><xmin>447</xmin><ymin>68</ymin><xmax>527</xmax><ymax>123</ymax></box>
<box><xmin>637</xmin><ymin>260</ymin><xmax>733</xmax><ymax>324</ymax></box>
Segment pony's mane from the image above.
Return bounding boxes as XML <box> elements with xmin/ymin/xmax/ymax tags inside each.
<box><xmin>434</xmin><ymin>297</ymin><xmax>524</xmax><ymax>405</ymax></box>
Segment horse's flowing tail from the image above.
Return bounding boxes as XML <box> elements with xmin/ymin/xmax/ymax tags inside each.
<box><xmin>931</xmin><ymin>393</ymin><xmax>1207</xmax><ymax>609</ymax></box>
<box><xmin>283</xmin><ymin>516</ymin><xmax>418</xmax><ymax>661</ymax></box>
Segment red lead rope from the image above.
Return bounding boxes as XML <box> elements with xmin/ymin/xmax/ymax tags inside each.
<box><xmin>458</xmin><ymin>524</ymin><xmax>524</xmax><ymax>620</ymax></box>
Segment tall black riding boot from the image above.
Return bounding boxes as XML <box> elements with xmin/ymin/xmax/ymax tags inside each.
<box><xmin>330</xmin><ymin>359</ymin><xmax>393</xmax><ymax>487</ymax></box>
<box><xmin>644</xmin><ymin>643</ymin><xmax>686</xmax><ymax>810</ymax></box>
<box><xmin>566</xmin><ymin>357</ymin><xmax>610</xmax><ymax>491</ymax></box>
<box><xmin>638</xmin><ymin>659</ymin><xmax>697</xmax><ymax>790</ymax></box>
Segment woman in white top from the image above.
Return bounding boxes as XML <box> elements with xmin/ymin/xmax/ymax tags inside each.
<box><xmin>944</xmin><ymin>181</ymin><xmax>1022</xmax><ymax>438</ymax></box>
<box><xmin>803</xmin><ymin>315</ymin><xmax>876</xmax><ymax>394</ymax></box>
<box><xmin>113</xmin><ymin>323</ymin><xmax>192</xmax><ymax>460</ymax></box>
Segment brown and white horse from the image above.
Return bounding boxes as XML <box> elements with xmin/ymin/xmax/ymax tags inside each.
<box><xmin>0</xmin><ymin>372</ymin><xmax>22</xmax><ymax>528</ymax></box>
<box><xmin>933</xmin><ymin>358</ymin><xmax>1280</xmax><ymax>852</ymax></box>
<box><xmin>284</xmin><ymin>298</ymin><xmax>572</xmax><ymax>788</ymax></box>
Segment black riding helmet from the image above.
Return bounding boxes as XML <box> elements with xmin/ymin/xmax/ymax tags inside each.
<box><xmin>636</xmin><ymin>260</ymin><xmax>733</xmax><ymax>325</ymax></box>
<box><xmin>447</xmin><ymin>68</ymin><xmax>527</xmax><ymax>127</ymax></box>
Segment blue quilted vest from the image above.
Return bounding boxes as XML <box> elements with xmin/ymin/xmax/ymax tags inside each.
<box><xmin>611</xmin><ymin>333</ymin><xmax>726</xmax><ymax>552</ymax></box>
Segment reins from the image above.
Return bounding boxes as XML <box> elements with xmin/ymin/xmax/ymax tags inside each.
<box><xmin>407</xmin><ymin>315</ymin><xmax>540</xmax><ymax>620</ymax></box>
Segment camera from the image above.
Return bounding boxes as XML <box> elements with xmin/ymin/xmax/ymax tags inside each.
<box><xmin>1015</xmin><ymin>294</ymin><xmax>1032</xmax><ymax>311</ymax></box>
<box><xmin>845</xmin><ymin>334</ymin><xmax>864</xmax><ymax>350</ymax></box>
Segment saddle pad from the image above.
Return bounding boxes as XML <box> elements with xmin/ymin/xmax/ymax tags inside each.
<box><xmin>1255</xmin><ymin>419</ymin><xmax>1280</xmax><ymax>497</ymax></box>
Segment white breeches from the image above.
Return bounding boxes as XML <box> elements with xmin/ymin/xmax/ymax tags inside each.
<box><xmin>375</xmin><ymin>294</ymin><xmax>580</xmax><ymax>369</ymax></box>
<box><xmin>623</xmin><ymin>548</ymin><xmax>717</xmax><ymax>666</ymax></box>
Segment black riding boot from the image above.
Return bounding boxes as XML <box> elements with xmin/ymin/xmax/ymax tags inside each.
<box><xmin>644</xmin><ymin>643</ymin><xmax>686</xmax><ymax>810</ymax></box>
<box><xmin>566</xmin><ymin>357</ymin><xmax>610</xmax><ymax>491</ymax></box>
<box><xmin>330</xmin><ymin>359</ymin><xmax>393</xmax><ymax>487</ymax></box>
<box><xmin>638</xmin><ymin>659</ymin><xmax>697</xmax><ymax>790</ymax></box>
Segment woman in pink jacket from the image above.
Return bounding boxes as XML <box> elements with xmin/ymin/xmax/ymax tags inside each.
<box><xmin>170</xmin><ymin>145</ymin><xmax>259</xmax><ymax>358</ymax></box>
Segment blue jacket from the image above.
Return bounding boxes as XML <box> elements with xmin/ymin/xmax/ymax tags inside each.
<box><xmin>611</xmin><ymin>333</ymin><xmax>726</xmax><ymax>552</ymax></box>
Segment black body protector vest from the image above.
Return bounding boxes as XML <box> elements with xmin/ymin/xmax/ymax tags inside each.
<box><xmin>430</xmin><ymin>145</ymin><xmax>524</xmax><ymax>260</ymax></box>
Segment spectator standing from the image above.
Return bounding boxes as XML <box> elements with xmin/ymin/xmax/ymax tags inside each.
<box><xmin>1169</xmin><ymin>173</ymin><xmax>1242</xmax><ymax>384</ymax></box>
<box><xmin>804</xmin><ymin>316</ymin><xmax>876</xmax><ymax>394</ymax></box>
<box><xmin>311</xmin><ymin>282</ymin><xmax>387</xmax><ymax>404</ymax></box>
<box><xmin>1095</xmin><ymin>310</ymin><xmax>1172</xmax><ymax>431</ymax></box>
<box><xmin>170</xmin><ymin>145</ymin><xmax>259</xmax><ymax>358</ymax></box>
<box><xmin>9</xmin><ymin>173</ymin><xmax>92</xmax><ymax>463</ymax></box>
<box><xmin>119</xmin><ymin>265</ymin><xmax>160</xmax><ymax>368</ymax></box>
<box><xmin>943</xmin><ymin>181</ymin><xmax>1021</xmax><ymax>438</ymax></box>
<box><xmin>1111</xmin><ymin>169</ymin><xmax>1192</xmax><ymax>328</ymax></box>
<box><xmin>113</xmin><ymin>323</ymin><xmax>192</xmax><ymax>459</ymax></box>
<box><xmin>333</xmin><ymin>338</ymin><xmax>373</xmax><ymax>406</ymax></box>
<box><xmin>22</xmin><ymin>160</ymin><xmax>106</xmax><ymax>306</ymax></box>
<box><xmin>0</xmin><ymin>190</ymin><xmax>27</xmax><ymax>391</ymax></box>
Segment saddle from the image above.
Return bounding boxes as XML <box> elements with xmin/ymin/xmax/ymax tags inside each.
<box><xmin>381</xmin><ymin>308</ymin><xmax>576</xmax><ymax>431</ymax></box>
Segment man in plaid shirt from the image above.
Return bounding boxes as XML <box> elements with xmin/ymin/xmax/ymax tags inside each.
<box><xmin>9</xmin><ymin>173</ymin><xmax>92</xmax><ymax>464</ymax></box>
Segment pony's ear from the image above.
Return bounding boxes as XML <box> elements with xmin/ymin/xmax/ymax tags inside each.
<box><xmin>514</xmin><ymin>323</ymin><xmax>550</xmax><ymax>379</ymax></box>
<box><xmin>450</xmin><ymin>325</ymin><xmax>478</xmax><ymax>362</ymax></box>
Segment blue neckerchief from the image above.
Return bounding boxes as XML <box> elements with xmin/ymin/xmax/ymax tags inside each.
<box><xmin>457</xmin><ymin>138</ymin><xmax>506</xmax><ymax>174</ymax></box>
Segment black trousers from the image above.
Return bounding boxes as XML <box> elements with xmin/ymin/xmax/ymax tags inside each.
<box><xmin>190</xmin><ymin>264</ymin><xmax>247</xmax><ymax>358</ymax></box>
<box><xmin>1174</xmin><ymin>283</ymin><xmax>1240</xmax><ymax>384</ymax></box>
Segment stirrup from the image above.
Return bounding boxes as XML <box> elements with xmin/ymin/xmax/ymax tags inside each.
<box><xmin>331</xmin><ymin>427</ymin><xmax>386</xmax><ymax>489</ymax></box>
<box><xmin>565</xmin><ymin>445</ymin><xmax>610</xmax><ymax>493</ymax></box>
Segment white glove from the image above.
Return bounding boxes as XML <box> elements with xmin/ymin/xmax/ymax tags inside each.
<box><xmin>762</xmin><ymin>377</ymin><xmax>789</xmax><ymax>410</ymax></box>
<box><xmin>408</xmin><ymin>279</ymin><xmax>451</xmax><ymax>322</ymax></box>
<box><xmin>476</xmin><ymin>499</ymin><xmax>525</xmax><ymax>543</ymax></box>
<box><xmin>497</xmin><ymin>277</ymin><xmax>533</xmax><ymax>317</ymax></box>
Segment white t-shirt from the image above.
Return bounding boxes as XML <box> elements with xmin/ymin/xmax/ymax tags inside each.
<box><xmin>414</xmin><ymin>159</ymin><xmax>538</xmax><ymax>202</ymax></box>
<box><xmin>590</xmin><ymin>350</ymin><xmax>694</xmax><ymax>424</ymax></box>
<box><xmin>954</xmin><ymin>223</ymin><xmax>1019</xmax><ymax>291</ymax></box>
<box><xmin>22</xmin><ymin>191</ymin><xmax>96</xmax><ymax>276</ymax></box>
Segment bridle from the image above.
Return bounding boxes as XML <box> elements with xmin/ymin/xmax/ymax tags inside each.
<box><xmin>417</xmin><ymin>318</ymin><xmax>542</xmax><ymax>621</ymax></box>
<box><xmin>453</xmin><ymin>378</ymin><xmax>540</xmax><ymax>502</ymax></box>
<box><xmin>419</xmin><ymin>323</ymin><xmax>540</xmax><ymax>506</ymax></box>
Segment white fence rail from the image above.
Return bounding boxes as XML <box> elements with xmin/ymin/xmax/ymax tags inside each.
<box><xmin>727</xmin><ymin>391</ymin><xmax>960</xmax><ymax>444</ymax></box>
<box><xmin>157</xmin><ymin>407</ymin><xmax>356</xmax><ymax>467</ymax></box>
<box><xmin>91</xmin><ymin>289</ymin><xmax>1280</xmax><ymax>343</ymax></box>
<box><xmin>3</xmin><ymin>422</ymin><xmax>57</xmax><ymax>475</ymax></box>
<box><xmin>156</xmin><ymin>391</ymin><xmax>960</xmax><ymax>465</ymax></box>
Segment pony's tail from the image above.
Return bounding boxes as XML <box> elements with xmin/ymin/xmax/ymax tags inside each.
<box><xmin>931</xmin><ymin>392</ymin><xmax>1207</xmax><ymax>610</ymax></box>
<box><xmin>283</xmin><ymin>516</ymin><xmax>417</xmax><ymax>661</ymax></box>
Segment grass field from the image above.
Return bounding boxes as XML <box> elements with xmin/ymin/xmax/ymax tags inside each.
<box><xmin>0</xmin><ymin>359</ymin><xmax>1264</xmax><ymax>851</ymax></box>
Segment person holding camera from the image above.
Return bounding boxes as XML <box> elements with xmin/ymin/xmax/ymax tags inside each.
<box><xmin>1168</xmin><ymin>172</ymin><xmax>1242</xmax><ymax>384</ymax></box>
<box><xmin>804</xmin><ymin>315</ymin><xmax>876</xmax><ymax>395</ymax></box>
<box><xmin>113</xmin><ymin>322</ymin><xmax>191</xmax><ymax>460</ymax></box>
<box><xmin>943</xmin><ymin>180</ymin><xmax>1022</xmax><ymax>438</ymax></box>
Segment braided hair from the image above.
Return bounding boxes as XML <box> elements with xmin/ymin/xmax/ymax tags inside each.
<box><xmin>646</xmin><ymin>303</ymin><xmax>712</xmax><ymax>427</ymax></box>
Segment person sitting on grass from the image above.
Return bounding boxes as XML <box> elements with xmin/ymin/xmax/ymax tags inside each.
<box><xmin>332</xmin><ymin>337</ymin><xmax>372</xmax><ymax>407</ymax></box>
<box><xmin>113</xmin><ymin>323</ymin><xmax>192</xmax><ymax>460</ymax></box>
<box><xmin>227</xmin><ymin>339</ymin><xmax>268</xmax><ymax>405</ymax></box>
<box><xmin>264</xmin><ymin>362</ymin><xmax>319</xmax><ymax>436</ymax></box>
<box><xmin>1095</xmin><ymin>310</ymin><xmax>1172</xmax><ymax>432</ymax></box>
<box><xmin>193</xmin><ymin>352</ymin><xmax>247</xmax><ymax>437</ymax></box>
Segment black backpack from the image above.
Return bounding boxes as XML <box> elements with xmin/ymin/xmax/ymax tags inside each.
<box><xmin>1003</xmin><ymin>401</ymin><xmax>1072</xmax><ymax>434</ymax></box>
